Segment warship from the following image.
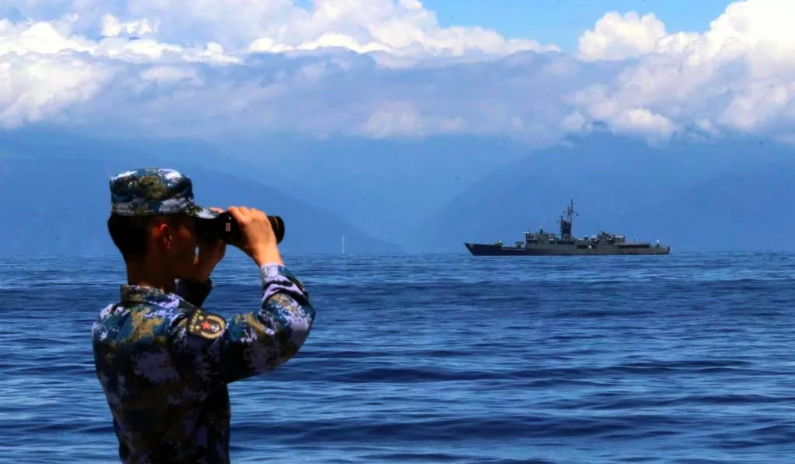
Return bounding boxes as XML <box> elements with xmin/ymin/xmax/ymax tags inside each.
<box><xmin>464</xmin><ymin>200</ymin><xmax>670</xmax><ymax>256</ymax></box>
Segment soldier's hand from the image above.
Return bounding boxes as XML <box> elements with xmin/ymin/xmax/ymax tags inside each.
<box><xmin>227</xmin><ymin>206</ymin><xmax>283</xmax><ymax>266</ymax></box>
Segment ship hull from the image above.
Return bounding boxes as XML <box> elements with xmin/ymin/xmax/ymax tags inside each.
<box><xmin>464</xmin><ymin>243</ymin><xmax>671</xmax><ymax>256</ymax></box>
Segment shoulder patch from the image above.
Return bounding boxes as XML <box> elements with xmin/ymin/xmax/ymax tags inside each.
<box><xmin>188</xmin><ymin>309</ymin><xmax>226</xmax><ymax>340</ymax></box>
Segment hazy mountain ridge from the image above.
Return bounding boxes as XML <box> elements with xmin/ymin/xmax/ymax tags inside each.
<box><xmin>0</xmin><ymin>129</ymin><xmax>401</xmax><ymax>256</ymax></box>
<box><xmin>2</xmin><ymin>129</ymin><xmax>793</xmax><ymax>255</ymax></box>
<box><xmin>214</xmin><ymin>134</ymin><xmax>537</xmax><ymax>246</ymax></box>
<box><xmin>414</xmin><ymin>134</ymin><xmax>795</xmax><ymax>252</ymax></box>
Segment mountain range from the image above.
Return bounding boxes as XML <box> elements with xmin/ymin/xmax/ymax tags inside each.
<box><xmin>1</xmin><ymin>127</ymin><xmax>793</xmax><ymax>255</ymax></box>
<box><xmin>411</xmin><ymin>134</ymin><xmax>795</xmax><ymax>252</ymax></box>
<box><xmin>0</xmin><ymin>128</ymin><xmax>400</xmax><ymax>256</ymax></box>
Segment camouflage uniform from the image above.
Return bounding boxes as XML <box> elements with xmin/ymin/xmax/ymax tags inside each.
<box><xmin>92</xmin><ymin>168</ymin><xmax>316</xmax><ymax>464</ymax></box>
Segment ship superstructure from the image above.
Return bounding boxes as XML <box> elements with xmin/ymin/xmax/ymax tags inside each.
<box><xmin>464</xmin><ymin>200</ymin><xmax>670</xmax><ymax>256</ymax></box>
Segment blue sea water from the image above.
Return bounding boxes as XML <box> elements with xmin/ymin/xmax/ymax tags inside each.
<box><xmin>1</xmin><ymin>252</ymin><xmax>795</xmax><ymax>463</ymax></box>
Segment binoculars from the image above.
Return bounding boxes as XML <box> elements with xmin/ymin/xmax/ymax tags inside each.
<box><xmin>195</xmin><ymin>212</ymin><xmax>285</xmax><ymax>244</ymax></box>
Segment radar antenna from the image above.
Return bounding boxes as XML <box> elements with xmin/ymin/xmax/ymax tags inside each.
<box><xmin>559</xmin><ymin>199</ymin><xmax>578</xmax><ymax>239</ymax></box>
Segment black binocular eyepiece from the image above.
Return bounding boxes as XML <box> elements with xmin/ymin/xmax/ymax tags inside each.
<box><xmin>195</xmin><ymin>212</ymin><xmax>284</xmax><ymax>244</ymax></box>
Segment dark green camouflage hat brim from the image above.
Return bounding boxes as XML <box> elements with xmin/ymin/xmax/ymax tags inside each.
<box><xmin>110</xmin><ymin>168</ymin><xmax>218</xmax><ymax>219</ymax></box>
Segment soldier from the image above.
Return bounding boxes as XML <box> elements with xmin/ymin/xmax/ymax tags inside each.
<box><xmin>91</xmin><ymin>168</ymin><xmax>316</xmax><ymax>464</ymax></box>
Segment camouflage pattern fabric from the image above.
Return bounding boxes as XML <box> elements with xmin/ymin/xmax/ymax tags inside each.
<box><xmin>91</xmin><ymin>264</ymin><xmax>316</xmax><ymax>464</ymax></box>
<box><xmin>109</xmin><ymin>168</ymin><xmax>218</xmax><ymax>218</ymax></box>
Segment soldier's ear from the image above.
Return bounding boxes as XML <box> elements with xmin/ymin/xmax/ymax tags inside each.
<box><xmin>153</xmin><ymin>220</ymin><xmax>173</xmax><ymax>250</ymax></box>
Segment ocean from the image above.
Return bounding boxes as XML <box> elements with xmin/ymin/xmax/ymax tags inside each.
<box><xmin>1</xmin><ymin>252</ymin><xmax>794</xmax><ymax>463</ymax></box>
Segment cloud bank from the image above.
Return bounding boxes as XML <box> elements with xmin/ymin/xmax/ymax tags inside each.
<box><xmin>1</xmin><ymin>0</ymin><xmax>794</xmax><ymax>147</ymax></box>
<box><xmin>573</xmin><ymin>0</ymin><xmax>795</xmax><ymax>143</ymax></box>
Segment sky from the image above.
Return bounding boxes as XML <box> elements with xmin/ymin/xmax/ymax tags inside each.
<box><xmin>423</xmin><ymin>0</ymin><xmax>733</xmax><ymax>52</ymax></box>
<box><xmin>1</xmin><ymin>0</ymin><xmax>794</xmax><ymax>149</ymax></box>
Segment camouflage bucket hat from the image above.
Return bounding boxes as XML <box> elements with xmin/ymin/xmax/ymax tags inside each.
<box><xmin>109</xmin><ymin>168</ymin><xmax>218</xmax><ymax>219</ymax></box>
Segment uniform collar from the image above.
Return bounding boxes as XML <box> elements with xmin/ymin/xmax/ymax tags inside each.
<box><xmin>120</xmin><ymin>285</ymin><xmax>186</xmax><ymax>309</ymax></box>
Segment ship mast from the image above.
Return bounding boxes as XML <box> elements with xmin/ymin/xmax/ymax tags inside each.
<box><xmin>559</xmin><ymin>199</ymin><xmax>576</xmax><ymax>239</ymax></box>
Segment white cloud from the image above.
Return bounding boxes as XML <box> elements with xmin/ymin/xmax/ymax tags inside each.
<box><xmin>363</xmin><ymin>105</ymin><xmax>427</xmax><ymax>138</ymax></box>
<box><xmin>0</xmin><ymin>1</ymin><xmax>559</xmax><ymax>136</ymax></box>
<box><xmin>571</xmin><ymin>0</ymin><xmax>795</xmax><ymax>143</ymax></box>
<box><xmin>578</xmin><ymin>12</ymin><xmax>668</xmax><ymax>61</ymax></box>
<box><xmin>612</xmin><ymin>108</ymin><xmax>677</xmax><ymax>142</ymax></box>
<box><xmin>139</xmin><ymin>65</ymin><xmax>200</xmax><ymax>84</ymax></box>
<box><xmin>361</xmin><ymin>103</ymin><xmax>466</xmax><ymax>138</ymax></box>
<box><xmin>0</xmin><ymin>16</ymin><xmax>240</xmax><ymax>63</ymax></box>
<box><xmin>296</xmin><ymin>33</ymin><xmax>389</xmax><ymax>54</ymax></box>
<box><xmin>718</xmin><ymin>81</ymin><xmax>794</xmax><ymax>132</ymax></box>
<box><xmin>1</xmin><ymin>0</ymin><xmax>795</xmax><ymax>148</ymax></box>
<box><xmin>0</xmin><ymin>54</ymin><xmax>114</xmax><ymax>129</ymax></box>
<box><xmin>100</xmin><ymin>14</ymin><xmax>157</xmax><ymax>38</ymax></box>
<box><xmin>1</xmin><ymin>0</ymin><xmax>557</xmax><ymax>59</ymax></box>
<box><xmin>561</xmin><ymin>111</ymin><xmax>592</xmax><ymax>134</ymax></box>
<box><xmin>0</xmin><ymin>18</ymin><xmax>92</xmax><ymax>56</ymax></box>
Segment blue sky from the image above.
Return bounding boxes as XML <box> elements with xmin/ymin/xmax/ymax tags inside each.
<box><xmin>423</xmin><ymin>0</ymin><xmax>733</xmax><ymax>51</ymax></box>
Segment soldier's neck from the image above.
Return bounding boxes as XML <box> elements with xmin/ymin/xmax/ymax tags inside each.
<box><xmin>126</xmin><ymin>260</ymin><xmax>177</xmax><ymax>293</ymax></box>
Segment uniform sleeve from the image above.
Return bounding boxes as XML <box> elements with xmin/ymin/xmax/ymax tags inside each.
<box><xmin>169</xmin><ymin>264</ymin><xmax>316</xmax><ymax>386</ymax></box>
